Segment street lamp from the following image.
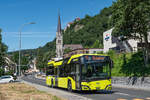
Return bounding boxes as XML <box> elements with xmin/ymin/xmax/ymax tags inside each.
<box><xmin>18</xmin><ymin>22</ymin><xmax>36</xmax><ymax>76</ymax></box>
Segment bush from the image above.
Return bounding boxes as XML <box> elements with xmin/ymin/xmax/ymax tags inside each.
<box><xmin>0</xmin><ymin>68</ymin><xmax>4</xmax><ymax>77</ymax></box>
<box><xmin>120</xmin><ymin>51</ymin><xmax>150</xmax><ymax>77</ymax></box>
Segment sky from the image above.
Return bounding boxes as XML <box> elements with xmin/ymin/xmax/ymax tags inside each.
<box><xmin>0</xmin><ymin>0</ymin><xmax>114</xmax><ymax>52</ymax></box>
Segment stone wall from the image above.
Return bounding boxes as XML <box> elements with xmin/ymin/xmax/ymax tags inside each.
<box><xmin>112</xmin><ymin>77</ymin><xmax>150</xmax><ymax>87</ymax></box>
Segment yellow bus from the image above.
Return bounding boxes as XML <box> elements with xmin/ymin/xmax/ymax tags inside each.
<box><xmin>46</xmin><ymin>54</ymin><xmax>113</xmax><ymax>91</ymax></box>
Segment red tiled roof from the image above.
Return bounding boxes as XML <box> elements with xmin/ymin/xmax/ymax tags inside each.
<box><xmin>64</xmin><ymin>44</ymin><xmax>83</xmax><ymax>50</ymax></box>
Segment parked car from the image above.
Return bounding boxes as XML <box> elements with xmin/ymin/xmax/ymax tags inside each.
<box><xmin>0</xmin><ymin>75</ymin><xmax>14</xmax><ymax>83</ymax></box>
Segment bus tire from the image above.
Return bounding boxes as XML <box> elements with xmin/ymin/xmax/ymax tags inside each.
<box><xmin>68</xmin><ymin>80</ymin><xmax>72</xmax><ymax>92</ymax></box>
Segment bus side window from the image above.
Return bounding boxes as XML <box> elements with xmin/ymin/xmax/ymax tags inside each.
<box><xmin>59</xmin><ymin>67</ymin><xmax>64</xmax><ymax>77</ymax></box>
<box><xmin>46</xmin><ymin>66</ymin><xmax>54</xmax><ymax>76</ymax></box>
<box><xmin>64</xmin><ymin>65</ymin><xmax>68</xmax><ymax>77</ymax></box>
<box><xmin>66</xmin><ymin>64</ymin><xmax>71</xmax><ymax>76</ymax></box>
<box><xmin>54</xmin><ymin>68</ymin><xmax>58</xmax><ymax>76</ymax></box>
<box><xmin>70</xmin><ymin>63</ymin><xmax>76</xmax><ymax>75</ymax></box>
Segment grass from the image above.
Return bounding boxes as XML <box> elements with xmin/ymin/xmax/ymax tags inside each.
<box><xmin>0</xmin><ymin>83</ymin><xmax>64</xmax><ymax>100</ymax></box>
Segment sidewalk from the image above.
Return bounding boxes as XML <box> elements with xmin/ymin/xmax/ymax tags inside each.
<box><xmin>22</xmin><ymin>80</ymin><xmax>92</xmax><ymax>100</ymax></box>
<box><xmin>112</xmin><ymin>84</ymin><xmax>150</xmax><ymax>91</ymax></box>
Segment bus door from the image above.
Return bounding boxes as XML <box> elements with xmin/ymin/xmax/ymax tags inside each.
<box><xmin>75</xmin><ymin>64</ymin><xmax>81</xmax><ymax>89</ymax></box>
<box><xmin>54</xmin><ymin>67</ymin><xmax>58</xmax><ymax>87</ymax></box>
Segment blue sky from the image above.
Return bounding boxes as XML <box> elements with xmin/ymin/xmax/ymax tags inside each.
<box><xmin>0</xmin><ymin>0</ymin><xmax>114</xmax><ymax>52</ymax></box>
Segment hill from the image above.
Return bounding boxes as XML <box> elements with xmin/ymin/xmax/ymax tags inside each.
<box><xmin>38</xmin><ymin>7</ymin><xmax>112</xmax><ymax>55</ymax></box>
<box><xmin>63</xmin><ymin>7</ymin><xmax>112</xmax><ymax>47</ymax></box>
<box><xmin>8</xmin><ymin>6</ymin><xmax>113</xmax><ymax>70</ymax></box>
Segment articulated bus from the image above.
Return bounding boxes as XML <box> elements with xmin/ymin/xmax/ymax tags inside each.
<box><xmin>46</xmin><ymin>54</ymin><xmax>113</xmax><ymax>91</ymax></box>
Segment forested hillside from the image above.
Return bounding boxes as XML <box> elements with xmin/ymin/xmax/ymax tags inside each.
<box><xmin>63</xmin><ymin>7</ymin><xmax>112</xmax><ymax>48</ymax></box>
<box><xmin>9</xmin><ymin>7</ymin><xmax>113</xmax><ymax>70</ymax></box>
<box><xmin>39</xmin><ymin>7</ymin><xmax>112</xmax><ymax>55</ymax></box>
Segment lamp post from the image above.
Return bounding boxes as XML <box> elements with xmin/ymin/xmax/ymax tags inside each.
<box><xmin>18</xmin><ymin>22</ymin><xmax>35</xmax><ymax>76</ymax></box>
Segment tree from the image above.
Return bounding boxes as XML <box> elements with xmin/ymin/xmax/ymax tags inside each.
<box><xmin>64</xmin><ymin>48</ymin><xmax>72</xmax><ymax>54</ymax></box>
<box><xmin>91</xmin><ymin>40</ymin><xmax>103</xmax><ymax>48</ymax></box>
<box><xmin>36</xmin><ymin>47</ymin><xmax>45</xmax><ymax>71</ymax></box>
<box><xmin>0</xmin><ymin>29</ymin><xmax>8</xmax><ymax>76</ymax></box>
<box><xmin>21</xmin><ymin>56</ymin><xmax>29</xmax><ymax>72</ymax></box>
<box><xmin>121</xmin><ymin>51</ymin><xmax>150</xmax><ymax>76</ymax></box>
<box><xmin>111</xmin><ymin>0</ymin><xmax>150</xmax><ymax>67</ymax></box>
<box><xmin>0</xmin><ymin>29</ymin><xmax>5</xmax><ymax>67</ymax></box>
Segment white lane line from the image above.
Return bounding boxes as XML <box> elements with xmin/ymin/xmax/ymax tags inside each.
<box><xmin>117</xmin><ymin>98</ymin><xmax>127</xmax><ymax>100</ymax></box>
<box><xmin>132</xmin><ymin>98</ymin><xmax>144</xmax><ymax>100</ymax></box>
<box><xmin>145</xmin><ymin>97</ymin><xmax>150</xmax><ymax>100</ymax></box>
<box><xmin>114</xmin><ymin>92</ymin><xmax>130</xmax><ymax>96</ymax></box>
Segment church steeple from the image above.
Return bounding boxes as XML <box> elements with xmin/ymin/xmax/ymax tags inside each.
<box><xmin>57</xmin><ymin>12</ymin><xmax>61</xmax><ymax>33</ymax></box>
<box><xmin>56</xmin><ymin>11</ymin><xmax>63</xmax><ymax>58</ymax></box>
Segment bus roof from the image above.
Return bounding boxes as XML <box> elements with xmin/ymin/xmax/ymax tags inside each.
<box><xmin>48</xmin><ymin>60</ymin><xmax>63</xmax><ymax>67</ymax></box>
<box><xmin>48</xmin><ymin>54</ymin><xmax>109</xmax><ymax>66</ymax></box>
<box><xmin>48</xmin><ymin>60</ymin><xmax>55</xmax><ymax>65</ymax></box>
<box><xmin>54</xmin><ymin>61</ymin><xmax>63</xmax><ymax>66</ymax></box>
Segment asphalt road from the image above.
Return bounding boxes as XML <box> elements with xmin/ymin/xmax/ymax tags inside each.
<box><xmin>22</xmin><ymin>75</ymin><xmax>150</xmax><ymax>100</ymax></box>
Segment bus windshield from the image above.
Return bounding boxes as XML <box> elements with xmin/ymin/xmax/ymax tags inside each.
<box><xmin>81</xmin><ymin>62</ymin><xmax>111</xmax><ymax>81</ymax></box>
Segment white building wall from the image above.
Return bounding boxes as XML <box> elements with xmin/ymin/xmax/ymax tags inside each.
<box><xmin>89</xmin><ymin>49</ymin><xmax>103</xmax><ymax>54</ymax></box>
<box><xmin>127</xmin><ymin>39</ymin><xmax>138</xmax><ymax>52</ymax></box>
<box><xmin>103</xmin><ymin>28</ymin><xmax>150</xmax><ymax>53</ymax></box>
<box><xmin>103</xmin><ymin>28</ymin><xmax>116</xmax><ymax>53</ymax></box>
<box><xmin>148</xmin><ymin>32</ymin><xmax>150</xmax><ymax>42</ymax></box>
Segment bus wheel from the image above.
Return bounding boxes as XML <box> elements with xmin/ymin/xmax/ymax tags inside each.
<box><xmin>68</xmin><ymin>81</ymin><xmax>72</xmax><ymax>92</ymax></box>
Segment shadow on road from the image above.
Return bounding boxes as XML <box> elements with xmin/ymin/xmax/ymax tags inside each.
<box><xmin>49</xmin><ymin>86</ymin><xmax>116</xmax><ymax>95</ymax></box>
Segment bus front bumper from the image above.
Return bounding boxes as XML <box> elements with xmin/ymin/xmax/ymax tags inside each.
<box><xmin>81</xmin><ymin>80</ymin><xmax>112</xmax><ymax>91</ymax></box>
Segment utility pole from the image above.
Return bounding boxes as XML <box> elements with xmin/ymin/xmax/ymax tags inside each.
<box><xmin>18</xmin><ymin>22</ymin><xmax>35</xmax><ymax>76</ymax></box>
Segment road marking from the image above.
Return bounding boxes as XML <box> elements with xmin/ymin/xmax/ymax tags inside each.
<box><xmin>117</xmin><ymin>98</ymin><xmax>127</xmax><ymax>100</ymax></box>
<box><xmin>132</xmin><ymin>98</ymin><xmax>144</xmax><ymax>100</ymax></box>
<box><xmin>115</xmin><ymin>92</ymin><xmax>130</xmax><ymax>96</ymax></box>
<box><xmin>145</xmin><ymin>97</ymin><xmax>150</xmax><ymax>100</ymax></box>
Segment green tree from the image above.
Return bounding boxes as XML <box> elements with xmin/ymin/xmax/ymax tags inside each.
<box><xmin>36</xmin><ymin>47</ymin><xmax>45</xmax><ymax>72</ymax></box>
<box><xmin>64</xmin><ymin>48</ymin><xmax>72</xmax><ymax>54</ymax></box>
<box><xmin>63</xmin><ymin>7</ymin><xmax>112</xmax><ymax>48</ymax></box>
<box><xmin>0</xmin><ymin>68</ymin><xmax>4</xmax><ymax>76</ymax></box>
<box><xmin>21</xmin><ymin>56</ymin><xmax>29</xmax><ymax>72</ymax></box>
<box><xmin>0</xmin><ymin>29</ymin><xmax>8</xmax><ymax>76</ymax></box>
<box><xmin>111</xmin><ymin>0</ymin><xmax>150</xmax><ymax>67</ymax></box>
<box><xmin>0</xmin><ymin>29</ymin><xmax>6</xmax><ymax>68</ymax></box>
<box><xmin>91</xmin><ymin>40</ymin><xmax>103</xmax><ymax>48</ymax></box>
<box><xmin>121</xmin><ymin>51</ymin><xmax>150</xmax><ymax>76</ymax></box>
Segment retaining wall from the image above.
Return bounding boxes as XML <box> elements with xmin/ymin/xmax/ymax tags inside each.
<box><xmin>112</xmin><ymin>77</ymin><xmax>150</xmax><ymax>87</ymax></box>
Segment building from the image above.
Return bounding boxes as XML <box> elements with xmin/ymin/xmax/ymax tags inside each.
<box><xmin>56</xmin><ymin>13</ymin><xmax>63</xmax><ymax>59</ymax></box>
<box><xmin>54</xmin><ymin>13</ymin><xmax>103</xmax><ymax>60</ymax></box>
<box><xmin>64</xmin><ymin>17</ymin><xmax>81</xmax><ymax>32</ymax></box>
<box><xmin>64</xmin><ymin>44</ymin><xmax>83</xmax><ymax>50</ymax></box>
<box><xmin>28</xmin><ymin>58</ymin><xmax>39</xmax><ymax>72</ymax></box>
<box><xmin>63</xmin><ymin>48</ymin><xmax>103</xmax><ymax>58</ymax></box>
<box><xmin>3</xmin><ymin>57</ymin><xmax>17</xmax><ymax>73</ymax></box>
<box><xmin>103</xmin><ymin>28</ymin><xmax>150</xmax><ymax>53</ymax></box>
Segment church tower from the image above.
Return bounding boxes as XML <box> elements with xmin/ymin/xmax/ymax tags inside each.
<box><xmin>56</xmin><ymin>12</ymin><xmax>63</xmax><ymax>58</ymax></box>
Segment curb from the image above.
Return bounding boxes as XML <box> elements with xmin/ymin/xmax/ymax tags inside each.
<box><xmin>112</xmin><ymin>84</ymin><xmax>150</xmax><ymax>92</ymax></box>
<box><xmin>21</xmin><ymin>80</ymin><xmax>92</xmax><ymax>100</ymax></box>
